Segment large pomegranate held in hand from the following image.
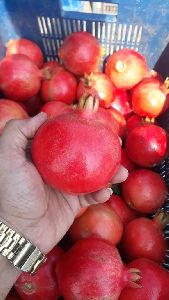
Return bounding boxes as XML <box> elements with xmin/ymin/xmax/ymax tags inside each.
<box><xmin>0</xmin><ymin>99</ymin><xmax>28</xmax><ymax>134</ymax></box>
<box><xmin>69</xmin><ymin>203</ymin><xmax>123</xmax><ymax>245</ymax></box>
<box><xmin>105</xmin><ymin>49</ymin><xmax>147</xmax><ymax>89</ymax></box>
<box><xmin>125</xmin><ymin>124</ymin><xmax>168</xmax><ymax>167</ymax></box>
<box><xmin>59</xmin><ymin>31</ymin><xmax>101</xmax><ymax>76</ymax></box>
<box><xmin>122</xmin><ymin>211</ymin><xmax>169</xmax><ymax>263</ymax></box>
<box><xmin>119</xmin><ymin>258</ymin><xmax>169</xmax><ymax>300</ymax></box>
<box><xmin>0</xmin><ymin>54</ymin><xmax>42</xmax><ymax>101</ymax></box>
<box><xmin>6</xmin><ymin>38</ymin><xmax>44</xmax><ymax>68</ymax></box>
<box><xmin>56</xmin><ymin>238</ymin><xmax>141</xmax><ymax>300</ymax></box>
<box><xmin>77</xmin><ymin>72</ymin><xmax>116</xmax><ymax>108</ymax></box>
<box><xmin>32</xmin><ymin>95</ymin><xmax>121</xmax><ymax>194</ymax></box>
<box><xmin>41</xmin><ymin>66</ymin><xmax>77</xmax><ymax>104</ymax></box>
<box><xmin>122</xmin><ymin>169</ymin><xmax>167</xmax><ymax>214</ymax></box>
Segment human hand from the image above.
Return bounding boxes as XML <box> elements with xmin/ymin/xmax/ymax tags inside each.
<box><xmin>0</xmin><ymin>113</ymin><xmax>128</xmax><ymax>254</ymax></box>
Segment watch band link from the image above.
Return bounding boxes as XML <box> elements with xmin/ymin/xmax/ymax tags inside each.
<box><xmin>0</xmin><ymin>222</ymin><xmax>46</xmax><ymax>274</ymax></box>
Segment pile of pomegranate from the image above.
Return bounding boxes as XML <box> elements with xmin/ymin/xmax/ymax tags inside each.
<box><xmin>1</xmin><ymin>33</ymin><xmax>169</xmax><ymax>300</ymax></box>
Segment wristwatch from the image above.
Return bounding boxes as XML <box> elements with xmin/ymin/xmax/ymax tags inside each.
<box><xmin>0</xmin><ymin>221</ymin><xmax>46</xmax><ymax>275</ymax></box>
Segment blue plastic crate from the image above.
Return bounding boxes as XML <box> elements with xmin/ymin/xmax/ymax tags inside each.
<box><xmin>0</xmin><ymin>0</ymin><xmax>169</xmax><ymax>269</ymax></box>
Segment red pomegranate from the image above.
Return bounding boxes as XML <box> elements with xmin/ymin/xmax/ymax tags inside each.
<box><xmin>59</xmin><ymin>31</ymin><xmax>101</xmax><ymax>76</ymax></box>
<box><xmin>125</xmin><ymin>124</ymin><xmax>168</xmax><ymax>167</ymax></box>
<box><xmin>69</xmin><ymin>203</ymin><xmax>123</xmax><ymax>245</ymax></box>
<box><xmin>132</xmin><ymin>78</ymin><xmax>169</xmax><ymax>118</ymax></box>
<box><xmin>24</xmin><ymin>94</ymin><xmax>43</xmax><ymax>116</ymax></box>
<box><xmin>122</xmin><ymin>211</ymin><xmax>169</xmax><ymax>263</ymax></box>
<box><xmin>105</xmin><ymin>49</ymin><xmax>148</xmax><ymax>89</ymax></box>
<box><xmin>40</xmin><ymin>66</ymin><xmax>77</xmax><ymax>104</ymax></box>
<box><xmin>56</xmin><ymin>238</ymin><xmax>141</xmax><ymax>300</ymax></box>
<box><xmin>0</xmin><ymin>54</ymin><xmax>42</xmax><ymax>101</ymax></box>
<box><xmin>111</xmin><ymin>89</ymin><xmax>132</xmax><ymax>117</ymax></box>
<box><xmin>119</xmin><ymin>258</ymin><xmax>169</xmax><ymax>300</ymax></box>
<box><xmin>6</xmin><ymin>38</ymin><xmax>44</xmax><ymax>68</ymax></box>
<box><xmin>0</xmin><ymin>99</ymin><xmax>28</xmax><ymax>134</ymax></box>
<box><xmin>32</xmin><ymin>95</ymin><xmax>121</xmax><ymax>194</ymax></box>
<box><xmin>122</xmin><ymin>169</ymin><xmax>168</xmax><ymax>214</ymax></box>
<box><xmin>41</xmin><ymin>101</ymin><xmax>73</xmax><ymax>118</ymax></box>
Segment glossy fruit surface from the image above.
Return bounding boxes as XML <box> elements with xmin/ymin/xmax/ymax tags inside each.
<box><xmin>119</xmin><ymin>258</ymin><xmax>169</xmax><ymax>300</ymax></box>
<box><xmin>122</xmin><ymin>169</ymin><xmax>168</xmax><ymax>213</ymax></box>
<box><xmin>32</xmin><ymin>96</ymin><xmax>121</xmax><ymax>194</ymax></box>
<box><xmin>106</xmin><ymin>49</ymin><xmax>147</xmax><ymax>89</ymax></box>
<box><xmin>57</xmin><ymin>238</ymin><xmax>141</xmax><ymax>300</ymax></box>
<box><xmin>59</xmin><ymin>31</ymin><xmax>101</xmax><ymax>76</ymax></box>
<box><xmin>0</xmin><ymin>54</ymin><xmax>41</xmax><ymax>101</ymax></box>
<box><xmin>125</xmin><ymin>124</ymin><xmax>168</xmax><ymax>167</ymax></box>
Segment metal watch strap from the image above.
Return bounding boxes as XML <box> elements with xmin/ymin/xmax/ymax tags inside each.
<box><xmin>0</xmin><ymin>222</ymin><xmax>46</xmax><ymax>275</ymax></box>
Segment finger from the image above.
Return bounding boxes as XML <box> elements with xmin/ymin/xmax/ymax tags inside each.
<box><xmin>1</xmin><ymin>112</ymin><xmax>48</xmax><ymax>150</ymax></box>
<box><xmin>111</xmin><ymin>165</ymin><xmax>128</xmax><ymax>184</ymax></box>
<box><xmin>79</xmin><ymin>188</ymin><xmax>113</xmax><ymax>206</ymax></box>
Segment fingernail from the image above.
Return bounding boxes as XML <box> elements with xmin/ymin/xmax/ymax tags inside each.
<box><xmin>107</xmin><ymin>188</ymin><xmax>113</xmax><ymax>196</ymax></box>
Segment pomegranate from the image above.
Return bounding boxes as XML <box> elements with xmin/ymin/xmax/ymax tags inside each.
<box><xmin>24</xmin><ymin>94</ymin><xmax>43</xmax><ymax>116</ymax></box>
<box><xmin>56</xmin><ymin>238</ymin><xmax>141</xmax><ymax>300</ymax></box>
<box><xmin>77</xmin><ymin>72</ymin><xmax>116</xmax><ymax>108</ymax></box>
<box><xmin>121</xmin><ymin>148</ymin><xmax>136</xmax><ymax>172</ymax></box>
<box><xmin>111</xmin><ymin>89</ymin><xmax>132</xmax><ymax>117</ymax></box>
<box><xmin>132</xmin><ymin>78</ymin><xmax>169</xmax><ymax>118</ymax></box>
<box><xmin>0</xmin><ymin>99</ymin><xmax>28</xmax><ymax>134</ymax></box>
<box><xmin>105</xmin><ymin>49</ymin><xmax>147</xmax><ymax>89</ymax></box>
<box><xmin>106</xmin><ymin>194</ymin><xmax>136</xmax><ymax>226</ymax></box>
<box><xmin>59</xmin><ymin>31</ymin><xmax>101</xmax><ymax>76</ymax></box>
<box><xmin>0</xmin><ymin>54</ymin><xmax>42</xmax><ymax>101</ymax></box>
<box><xmin>32</xmin><ymin>95</ymin><xmax>121</xmax><ymax>194</ymax></box>
<box><xmin>122</xmin><ymin>211</ymin><xmax>169</xmax><ymax>263</ymax></box>
<box><xmin>40</xmin><ymin>66</ymin><xmax>77</xmax><ymax>104</ymax></box>
<box><xmin>119</xmin><ymin>258</ymin><xmax>169</xmax><ymax>300</ymax></box>
<box><xmin>15</xmin><ymin>246</ymin><xmax>63</xmax><ymax>300</ymax></box>
<box><xmin>6</xmin><ymin>38</ymin><xmax>44</xmax><ymax>68</ymax></box>
<box><xmin>122</xmin><ymin>169</ymin><xmax>168</xmax><ymax>214</ymax></box>
<box><xmin>125</xmin><ymin>124</ymin><xmax>168</xmax><ymax>167</ymax></box>
<box><xmin>75</xmin><ymin>207</ymin><xmax>88</xmax><ymax>219</ymax></box>
<box><xmin>126</xmin><ymin>114</ymin><xmax>144</xmax><ymax>134</ymax></box>
<box><xmin>41</xmin><ymin>101</ymin><xmax>73</xmax><ymax>118</ymax></box>
<box><xmin>69</xmin><ymin>203</ymin><xmax>123</xmax><ymax>245</ymax></box>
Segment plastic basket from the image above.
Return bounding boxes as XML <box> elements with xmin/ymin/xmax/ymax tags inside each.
<box><xmin>0</xmin><ymin>0</ymin><xmax>169</xmax><ymax>268</ymax></box>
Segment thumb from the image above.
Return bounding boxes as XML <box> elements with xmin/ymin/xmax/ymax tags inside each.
<box><xmin>1</xmin><ymin>112</ymin><xmax>48</xmax><ymax>150</ymax></box>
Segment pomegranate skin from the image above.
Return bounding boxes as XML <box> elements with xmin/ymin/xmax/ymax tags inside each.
<box><xmin>122</xmin><ymin>217</ymin><xmax>167</xmax><ymax>263</ymax></box>
<box><xmin>125</xmin><ymin>124</ymin><xmax>168</xmax><ymax>167</ymax></box>
<box><xmin>77</xmin><ymin>72</ymin><xmax>116</xmax><ymax>108</ymax></box>
<box><xmin>122</xmin><ymin>169</ymin><xmax>167</xmax><ymax>214</ymax></box>
<box><xmin>119</xmin><ymin>258</ymin><xmax>169</xmax><ymax>300</ymax></box>
<box><xmin>32</xmin><ymin>111</ymin><xmax>121</xmax><ymax>194</ymax></box>
<box><xmin>0</xmin><ymin>54</ymin><xmax>41</xmax><ymax>101</ymax></box>
<box><xmin>105</xmin><ymin>49</ymin><xmax>147</xmax><ymax>89</ymax></box>
<box><xmin>0</xmin><ymin>99</ymin><xmax>28</xmax><ymax>133</ymax></box>
<box><xmin>56</xmin><ymin>238</ymin><xmax>139</xmax><ymax>300</ymax></box>
<box><xmin>40</xmin><ymin>67</ymin><xmax>77</xmax><ymax>104</ymax></box>
<box><xmin>40</xmin><ymin>101</ymin><xmax>73</xmax><ymax>118</ymax></box>
<box><xmin>59</xmin><ymin>32</ymin><xmax>101</xmax><ymax>76</ymax></box>
<box><xmin>6</xmin><ymin>38</ymin><xmax>44</xmax><ymax>68</ymax></box>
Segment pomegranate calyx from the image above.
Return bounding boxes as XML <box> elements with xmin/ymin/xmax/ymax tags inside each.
<box><xmin>23</xmin><ymin>282</ymin><xmax>36</xmax><ymax>294</ymax></box>
<box><xmin>126</xmin><ymin>267</ymin><xmax>142</xmax><ymax>289</ymax></box>
<box><xmin>77</xmin><ymin>95</ymin><xmax>99</xmax><ymax>116</ymax></box>
<box><xmin>115</xmin><ymin>60</ymin><xmax>127</xmax><ymax>73</ymax></box>
<box><xmin>83</xmin><ymin>72</ymin><xmax>95</xmax><ymax>87</ymax></box>
<box><xmin>145</xmin><ymin>116</ymin><xmax>155</xmax><ymax>123</ymax></box>
<box><xmin>153</xmin><ymin>211</ymin><xmax>169</xmax><ymax>230</ymax></box>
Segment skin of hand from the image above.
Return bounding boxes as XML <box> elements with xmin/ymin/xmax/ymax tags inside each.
<box><xmin>0</xmin><ymin>112</ymin><xmax>128</xmax><ymax>254</ymax></box>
